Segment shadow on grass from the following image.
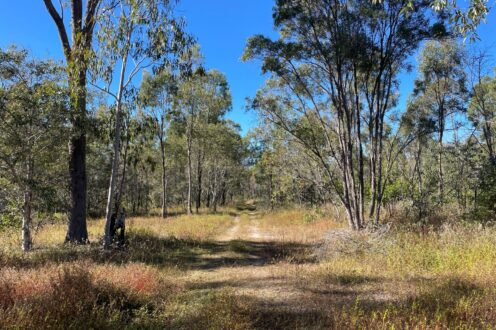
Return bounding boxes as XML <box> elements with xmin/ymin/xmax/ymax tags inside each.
<box><xmin>238</xmin><ymin>277</ymin><xmax>490</xmax><ymax>329</ymax></box>
<box><xmin>1</xmin><ymin>230</ymin><xmax>313</xmax><ymax>271</ymax></box>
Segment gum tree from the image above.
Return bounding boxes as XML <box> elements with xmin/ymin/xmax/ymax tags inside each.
<box><xmin>43</xmin><ymin>0</ymin><xmax>101</xmax><ymax>243</ymax></box>
<box><xmin>90</xmin><ymin>0</ymin><xmax>189</xmax><ymax>248</ymax></box>
<box><xmin>0</xmin><ymin>48</ymin><xmax>67</xmax><ymax>251</ymax></box>
<box><xmin>244</xmin><ymin>0</ymin><xmax>446</xmax><ymax>229</ymax></box>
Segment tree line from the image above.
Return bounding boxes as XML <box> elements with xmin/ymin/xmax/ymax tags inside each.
<box><xmin>0</xmin><ymin>0</ymin><xmax>494</xmax><ymax>251</ymax></box>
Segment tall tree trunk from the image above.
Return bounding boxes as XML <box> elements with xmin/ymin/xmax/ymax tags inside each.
<box><xmin>212</xmin><ymin>182</ymin><xmax>218</xmax><ymax>213</ymax></box>
<box><xmin>438</xmin><ymin>118</ymin><xmax>445</xmax><ymax>203</ymax></box>
<box><xmin>221</xmin><ymin>185</ymin><xmax>227</xmax><ymax>206</ymax></box>
<box><xmin>161</xmin><ymin>166</ymin><xmax>168</xmax><ymax>218</ymax></box>
<box><xmin>65</xmin><ymin>78</ymin><xmax>88</xmax><ymax>243</ymax></box>
<box><xmin>186</xmin><ymin>127</ymin><xmax>193</xmax><ymax>215</ymax></box>
<box><xmin>195</xmin><ymin>151</ymin><xmax>203</xmax><ymax>214</ymax></box>
<box><xmin>110</xmin><ymin>131</ymin><xmax>129</xmax><ymax>239</ymax></box>
<box><xmin>103</xmin><ymin>26</ymin><xmax>131</xmax><ymax>247</ymax></box>
<box><xmin>268</xmin><ymin>171</ymin><xmax>273</xmax><ymax>210</ymax></box>
<box><xmin>160</xmin><ymin>133</ymin><xmax>168</xmax><ymax>218</ymax></box>
<box><xmin>483</xmin><ymin>122</ymin><xmax>495</xmax><ymax>164</ymax></box>
<box><xmin>144</xmin><ymin>170</ymin><xmax>149</xmax><ymax>214</ymax></box>
<box><xmin>103</xmin><ymin>99</ymin><xmax>124</xmax><ymax>247</ymax></box>
<box><xmin>206</xmin><ymin>184</ymin><xmax>211</xmax><ymax>208</ymax></box>
<box><xmin>22</xmin><ymin>159</ymin><xmax>33</xmax><ymax>252</ymax></box>
<box><xmin>43</xmin><ymin>0</ymin><xmax>98</xmax><ymax>244</ymax></box>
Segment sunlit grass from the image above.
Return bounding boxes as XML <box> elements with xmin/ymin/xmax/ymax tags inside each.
<box><xmin>2</xmin><ymin>208</ymin><xmax>496</xmax><ymax>328</ymax></box>
<box><xmin>256</xmin><ymin>208</ymin><xmax>345</xmax><ymax>243</ymax></box>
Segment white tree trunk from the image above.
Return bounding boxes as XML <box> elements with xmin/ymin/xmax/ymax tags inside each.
<box><xmin>103</xmin><ymin>52</ymin><xmax>128</xmax><ymax>248</ymax></box>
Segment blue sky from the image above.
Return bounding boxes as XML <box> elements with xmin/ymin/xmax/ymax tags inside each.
<box><xmin>0</xmin><ymin>1</ymin><xmax>495</xmax><ymax>135</ymax></box>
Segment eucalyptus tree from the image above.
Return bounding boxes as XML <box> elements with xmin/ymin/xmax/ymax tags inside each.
<box><xmin>412</xmin><ymin>40</ymin><xmax>467</xmax><ymax>202</ymax></box>
<box><xmin>43</xmin><ymin>0</ymin><xmax>102</xmax><ymax>243</ymax></box>
<box><xmin>140</xmin><ymin>71</ymin><xmax>177</xmax><ymax>218</ymax></box>
<box><xmin>0</xmin><ymin>48</ymin><xmax>67</xmax><ymax>251</ymax></box>
<box><xmin>400</xmin><ymin>97</ymin><xmax>437</xmax><ymax>221</ymax></box>
<box><xmin>203</xmin><ymin>121</ymin><xmax>244</xmax><ymax>212</ymax></box>
<box><xmin>172</xmin><ymin>62</ymin><xmax>231</xmax><ymax>214</ymax></box>
<box><xmin>467</xmin><ymin>52</ymin><xmax>496</xmax><ymax>164</ymax></box>
<box><xmin>88</xmin><ymin>0</ymin><xmax>189</xmax><ymax>247</ymax></box>
<box><xmin>244</xmin><ymin>0</ymin><xmax>445</xmax><ymax>229</ymax></box>
<box><xmin>192</xmin><ymin>70</ymin><xmax>231</xmax><ymax>213</ymax></box>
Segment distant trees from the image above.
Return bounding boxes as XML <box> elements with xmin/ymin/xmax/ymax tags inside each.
<box><xmin>468</xmin><ymin>52</ymin><xmax>496</xmax><ymax>164</ymax></box>
<box><xmin>168</xmin><ymin>59</ymin><xmax>232</xmax><ymax>214</ymax></box>
<box><xmin>140</xmin><ymin>71</ymin><xmax>176</xmax><ymax>218</ymax></box>
<box><xmin>410</xmin><ymin>40</ymin><xmax>467</xmax><ymax>203</ymax></box>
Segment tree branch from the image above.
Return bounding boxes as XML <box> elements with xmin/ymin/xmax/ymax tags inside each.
<box><xmin>42</xmin><ymin>0</ymin><xmax>72</xmax><ymax>60</ymax></box>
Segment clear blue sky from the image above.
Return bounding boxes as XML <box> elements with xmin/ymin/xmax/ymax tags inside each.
<box><xmin>0</xmin><ymin>1</ymin><xmax>495</xmax><ymax>135</ymax></box>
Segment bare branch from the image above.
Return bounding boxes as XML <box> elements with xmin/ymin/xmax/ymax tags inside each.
<box><xmin>42</xmin><ymin>0</ymin><xmax>72</xmax><ymax>60</ymax></box>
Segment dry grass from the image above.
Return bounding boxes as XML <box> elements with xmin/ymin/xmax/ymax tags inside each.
<box><xmin>1</xmin><ymin>207</ymin><xmax>496</xmax><ymax>329</ymax></box>
<box><xmin>255</xmin><ymin>208</ymin><xmax>345</xmax><ymax>243</ymax></box>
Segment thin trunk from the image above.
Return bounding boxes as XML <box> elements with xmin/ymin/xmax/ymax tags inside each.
<box><xmin>483</xmin><ymin>122</ymin><xmax>495</xmax><ymax>164</ymax></box>
<box><xmin>206</xmin><ymin>184</ymin><xmax>211</xmax><ymax>208</ymax></box>
<box><xmin>186</xmin><ymin>134</ymin><xmax>193</xmax><ymax>215</ymax></box>
<box><xmin>22</xmin><ymin>159</ymin><xmax>33</xmax><ymax>252</ymax></box>
<box><xmin>268</xmin><ymin>171</ymin><xmax>273</xmax><ymax>210</ymax></box>
<box><xmin>438</xmin><ymin>122</ymin><xmax>445</xmax><ymax>203</ymax></box>
<box><xmin>195</xmin><ymin>151</ymin><xmax>202</xmax><ymax>214</ymax></box>
<box><xmin>144</xmin><ymin>170</ymin><xmax>149</xmax><ymax>214</ymax></box>
<box><xmin>117</xmin><ymin>133</ymin><xmax>129</xmax><ymax>206</ymax></box>
<box><xmin>212</xmin><ymin>179</ymin><xmax>218</xmax><ymax>213</ymax></box>
<box><xmin>160</xmin><ymin>131</ymin><xmax>168</xmax><ymax>218</ymax></box>
<box><xmin>110</xmin><ymin>133</ymin><xmax>129</xmax><ymax>239</ymax></box>
<box><xmin>103</xmin><ymin>47</ymin><xmax>129</xmax><ymax>248</ymax></box>
<box><xmin>416</xmin><ymin>140</ymin><xmax>424</xmax><ymax>220</ymax></box>
<box><xmin>221</xmin><ymin>186</ymin><xmax>226</xmax><ymax>206</ymax></box>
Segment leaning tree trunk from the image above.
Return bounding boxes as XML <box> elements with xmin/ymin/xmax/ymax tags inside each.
<box><xmin>110</xmin><ymin>132</ymin><xmax>129</xmax><ymax>240</ymax></box>
<box><xmin>103</xmin><ymin>99</ymin><xmax>124</xmax><ymax>247</ymax></box>
<box><xmin>103</xmin><ymin>26</ymin><xmax>132</xmax><ymax>246</ymax></box>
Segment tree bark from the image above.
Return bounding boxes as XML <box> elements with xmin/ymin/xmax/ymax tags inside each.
<box><xmin>22</xmin><ymin>159</ymin><xmax>33</xmax><ymax>252</ymax></box>
<box><xmin>438</xmin><ymin>117</ymin><xmax>445</xmax><ymax>203</ymax></box>
<box><xmin>43</xmin><ymin>0</ymin><xmax>100</xmax><ymax>244</ymax></box>
<box><xmin>103</xmin><ymin>49</ymin><xmax>129</xmax><ymax>248</ymax></box>
<box><xmin>65</xmin><ymin>97</ymin><xmax>88</xmax><ymax>243</ymax></box>
<box><xmin>159</xmin><ymin>126</ymin><xmax>168</xmax><ymax>218</ymax></box>
<box><xmin>186</xmin><ymin>145</ymin><xmax>193</xmax><ymax>215</ymax></box>
<box><xmin>186</xmin><ymin>122</ymin><xmax>193</xmax><ymax>215</ymax></box>
<box><xmin>195</xmin><ymin>150</ymin><xmax>203</xmax><ymax>214</ymax></box>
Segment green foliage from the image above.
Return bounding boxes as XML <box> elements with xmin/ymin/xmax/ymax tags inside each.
<box><xmin>0</xmin><ymin>46</ymin><xmax>68</xmax><ymax>227</ymax></box>
<box><xmin>472</xmin><ymin>162</ymin><xmax>496</xmax><ymax>222</ymax></box>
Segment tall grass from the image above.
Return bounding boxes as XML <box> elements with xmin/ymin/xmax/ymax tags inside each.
<box><xmin>256</xmin><ymin>208</ymin><xmax>344</xmax><ymax>243</ymax></box>
<box><xmin>2</xmin><ymin>209</ymin><xmax>496</xmax><ymax>329</ymax></box>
